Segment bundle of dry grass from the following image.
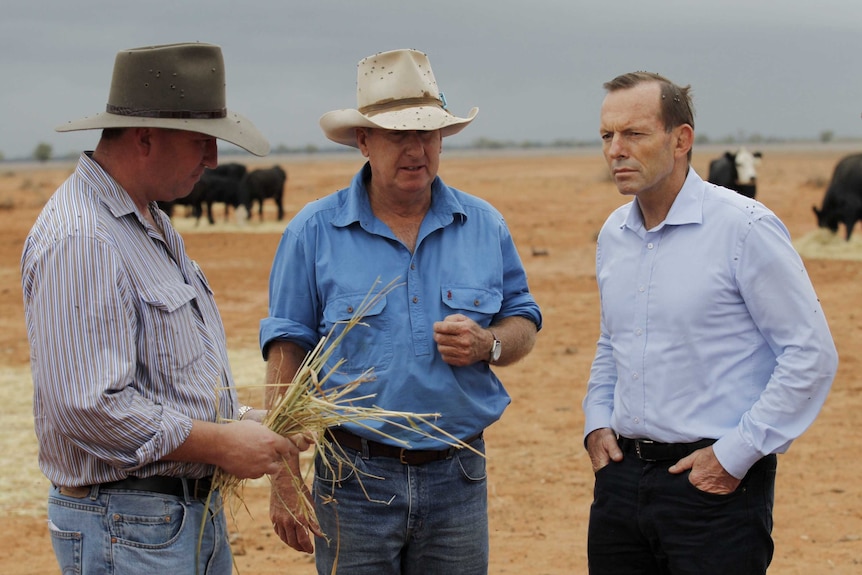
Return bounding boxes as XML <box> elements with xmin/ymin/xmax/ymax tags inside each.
<box><xmin>212</xmin><ymin>277</ymin><xmax>482</xmax><ymax>526</ymax></box>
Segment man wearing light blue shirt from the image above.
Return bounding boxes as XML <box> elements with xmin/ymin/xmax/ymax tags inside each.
<box><xmin>583</xmin><ymin>71</ymin><xmax>838</xmax><ymax>574</ymax></box>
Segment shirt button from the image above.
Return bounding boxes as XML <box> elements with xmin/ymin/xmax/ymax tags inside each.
<box><xmin>635</xmin><ymin>328</ymin><xmax>643</xmax><ymax>336</ymax></box>
<box><xmin>647</xmin><ymin>242</ymin><xmax>654</xmax><ymax>249</ymax></box>
<box><xmin>632</xmin><ymin>372</ymin><xmax>639</xmax><ymax>380</ymax></box>
<box><xmin>638</xmin><ymin>286</ymin><xmax>645</xmax><ymax>292</ymax></box>
<box><xmin>412</xmin><ymin>296</ymin><xmax>419</xmax><ymax>303</ymax></box>
<box><xmin>634</xmin><ymin>417</ymin><xmax>640</xmax><ymax>424</ymax></box>
<box><xmin>473</xmin><ymin>299</ymin><xmax>480</xmax><ymax>306</ymax></box>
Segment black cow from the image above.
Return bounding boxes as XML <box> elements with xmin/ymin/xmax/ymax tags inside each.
<box><xmin>239</xmin><ymin>165</ymin><xmax>287</xmax><ymax>221</ymax></box>
<box><xmin>211</xmin><ymin>162</ymin><xmax>247</xmax><ymax>182</ymax></box>
<box><xmin>813</xmin><ymin>153</ymin><xmax>862</xmax><ymax>241</ymax></box>
<box><xmin>158</xmin><ymin>162</ymin><xmax>247</xmax><ymax>225</ymax></box>
<box><xmin>707</xmin><ymin>148</ymin><xmax>762</xmax><ymax>199</ymax></box>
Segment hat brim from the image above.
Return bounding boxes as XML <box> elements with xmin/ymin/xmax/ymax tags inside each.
<box><xmin>320</xmin><ymin>106</ymin><xmax>478</xmax><ymax>148</ymax></box>
<box><xmin>56</xmin><ymin>110</ymin><xmax>270</xmax><ymax>157</ymax></box>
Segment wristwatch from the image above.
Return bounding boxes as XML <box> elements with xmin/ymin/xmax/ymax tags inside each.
<box><xmin>237</xmin><ymin>405</ymin><xmax>253</xmax><ymax>420</ymax></box>
<box><xmin>488</xmin><ymin>331</ymin><xmax>502</xmax><ymax>364</ymax></box>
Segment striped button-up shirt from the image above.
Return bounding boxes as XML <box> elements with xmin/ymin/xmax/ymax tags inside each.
<box><xmin>21</xmin><ymin>153</ymin><xmax>237</xmax><ymax>487</ymax></box>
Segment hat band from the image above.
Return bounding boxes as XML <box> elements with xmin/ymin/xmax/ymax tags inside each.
<box><xmin>359</xmin><ymin>97</ymin><xmax>442</xmax><ymax>117</ymax></box>
<box><xmin>106</xmin><ymin>105</ymin><xmax>227</xmax><ymax>119</ymax></box>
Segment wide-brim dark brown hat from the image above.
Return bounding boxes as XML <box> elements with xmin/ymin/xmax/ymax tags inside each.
<box><xmin>56</xmin><ymin>42</ymin><xmax>269</xmax><ymax>156</ymax></box>
<box><xmin>320</xmin><ymin>49</ymin><xmax>478</xmax><ymax>148</ymax></box>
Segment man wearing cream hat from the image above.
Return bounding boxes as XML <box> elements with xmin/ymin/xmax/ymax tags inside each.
<box><xmin>262</xmin><ymin>49</ymin><xmax>542</xmax><ymax>574</ymax></box>
<box><xmin>22</xmin><ymin>42</ymin><xmax>310</xmax><ymax>575</ymax></box>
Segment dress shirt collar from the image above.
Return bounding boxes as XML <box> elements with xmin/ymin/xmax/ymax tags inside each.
<box><xmin>77</xmin><ymin>152</ymin><xmax>139</xmax><ymax>220</ymax></box>
<box><xmin>625</xmin><ymin>167</ymin><xmax>705</xmax><ymax>233</ymax></box>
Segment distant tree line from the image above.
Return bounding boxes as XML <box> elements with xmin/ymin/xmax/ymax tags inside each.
<box><xmin>0</xmin><ymin>130</ymin><xmax>857</xmax><ymax>163</ymax></box>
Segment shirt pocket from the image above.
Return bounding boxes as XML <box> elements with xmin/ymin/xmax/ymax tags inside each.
<box><xmin>440</xmin><ymin>285</ymin><xmax>503</xmax><ymax>326</ymax></box>
<box><xmin>322</xmin><ymin>293</ymin><xmax>392</xmax><ymax>375</ymax></box>
<box><xmin>138</xmin><ymin>281</ymin><xmax>205</xmax><ymax>374</ymax></box>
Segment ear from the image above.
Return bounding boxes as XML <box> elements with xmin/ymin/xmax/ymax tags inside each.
<box><xmin>355</xmin><ymin>128</ymin><xmax>370</xmax><ymax>157</ymax></box>
<box><xmin>132</xmin><ymin>127</ymin><xmax>154</xmax><ymax>156</ymax></box>
<box><xmin>675</xmin><ymin>124</ymin><xmax>694</xmax><ymax>159</ymax></box>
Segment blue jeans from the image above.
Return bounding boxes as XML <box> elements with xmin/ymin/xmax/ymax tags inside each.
<box><xmin>47</xmin><ymin>484</ymin><xmax>232</xmax><ymax>574</ymax></box>
<box><xmin>588</xmin><ymin>451</ymin><xmax>776</xmax><ymax>574</ymax></box>
<box><xmin>313</xmin><ymin>436</ymin><xmax>489</xmax><ymax>575</ymax></box>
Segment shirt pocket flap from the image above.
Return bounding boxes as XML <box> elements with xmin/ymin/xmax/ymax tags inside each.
<box><xmin>441</xmin><ymin>286</ymin><xmax>502</xmax><ymax>315</ymax></box>
<box><xmin>139</xmin><ymin>281</ymin><xmax>198</xmax><ymax>313</ymax></box>
<box><xmin>323</xmin><ymin>293</ymin><xmax>388</xmax><ymax>324</ymax></box>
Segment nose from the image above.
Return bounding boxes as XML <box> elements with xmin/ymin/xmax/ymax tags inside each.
<box><xmin>203</xmin><ymin>139</ymin><xmax>218</xmax><ymax>169</ymax></box>
<box><xmin>605</xmin><ymin>134</ymin><xmax>626</xmax><ymax>159</ymax></box>
<box><xmin>403</xmin><ymin>132</ymin><xmax>426</xmax><ymax>154</ymax></box>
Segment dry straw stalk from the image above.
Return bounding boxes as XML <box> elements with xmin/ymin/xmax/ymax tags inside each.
<box><xmin>212</xmin><ymin>277</ymin><xmax>483</xmax><ymax>527</ymax></box>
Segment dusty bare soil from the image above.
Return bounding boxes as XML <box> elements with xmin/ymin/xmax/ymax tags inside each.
<box><xmin>1</xmin><ymin>148</ymin><xmax>861</xmax><ymax>574</ymax></box>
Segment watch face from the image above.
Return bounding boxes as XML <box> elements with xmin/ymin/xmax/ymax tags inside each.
<box><xmin>491</xmin><ymin>340</ymin><xmax>502</xmax><ymax>362</ymax></box>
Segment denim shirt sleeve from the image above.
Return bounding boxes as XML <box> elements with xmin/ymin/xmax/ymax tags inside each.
<box><xmin>260</xmin><ymin>223</ymin><xmax>322</xmax><ymax>357</ymax></box>
<box><xmin>497</xmin><ymin>218</ymin><xmax>543</xmax><ymax>329</ymax></box>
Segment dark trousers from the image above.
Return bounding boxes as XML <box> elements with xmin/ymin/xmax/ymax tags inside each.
<box><xmin>588</xmin><ymin>446</ymin><xmax>776</xmax><ymax>574</ymax></box>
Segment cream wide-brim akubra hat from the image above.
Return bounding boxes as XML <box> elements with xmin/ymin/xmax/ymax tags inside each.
<box><xmin>320</xmin><ymin>49</ymin><xmax>478</xmax><ymax>148</ymax></box>
<box><xmin>56</xmin><ymin>42</ymin><xmax>270</xmax><ymax>156</ymax></box>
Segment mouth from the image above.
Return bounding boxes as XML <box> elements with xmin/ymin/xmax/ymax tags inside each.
<box><xmin>612</xmin><ymin>167</ymin><xmax>637</xmax><ymax>177</ymax></box>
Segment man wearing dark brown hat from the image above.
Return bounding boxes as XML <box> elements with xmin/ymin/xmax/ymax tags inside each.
<box><xmin>261</xmin><ymin>49</ymin><xmax>542</xmax><ymax>574</ymax></box>
<box><xmin>21</xmin><ymin>42</ymin><xmax>310</xmax><ymax>575</ymax></box>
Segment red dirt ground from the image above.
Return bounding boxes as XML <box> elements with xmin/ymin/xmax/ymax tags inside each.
<box><xmin>1</xmin><ymin>148</ymin><xmax>860</xmax><ymax>573</ymax></box>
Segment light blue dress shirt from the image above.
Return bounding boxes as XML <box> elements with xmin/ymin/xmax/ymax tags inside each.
<box><xmin>583</xmin><ymin>168</ymin><xmax>838</xmax><ymax>478</ymax></box>
<box><xmin>261</xmin><ymin>163</ymin><xmax>542</xmax><ymax>449</ymax></box>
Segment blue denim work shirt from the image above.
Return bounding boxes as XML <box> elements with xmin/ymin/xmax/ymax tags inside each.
<box><xmin>261</xmin><ymin>163</ymin><xmax>542</xmax><ymax>448</ymax></box>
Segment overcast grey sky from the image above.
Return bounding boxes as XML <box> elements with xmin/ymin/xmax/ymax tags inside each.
<box><xmin>1</xmin><ymin>0</ymin><xmax>860</xmax><ymax>159</ymax></box>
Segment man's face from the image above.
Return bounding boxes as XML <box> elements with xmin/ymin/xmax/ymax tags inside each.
<box><xmin>148</xmin><ymin>128</ymin><xmax>218</xmax><ymax>202</ymax></box>
<box><xmin>599</xmin><ymin>82</ymin><xmax>679</xmax><ymax>198</ymax></box>
<box><xmin>357</xmin><ymin>128</ymin><xmax>442</xmax><ymax>197</ymax></box>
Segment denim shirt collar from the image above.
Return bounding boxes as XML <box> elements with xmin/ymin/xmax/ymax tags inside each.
<box><xmin>331</xmin><ymin>162</ymin><xmax>468</xmax><ymax>231</ymax></box>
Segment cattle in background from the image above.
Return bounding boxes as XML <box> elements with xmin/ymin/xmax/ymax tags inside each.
<box><xmin>239</xmin><ymin>165</ymin><xmax>287</xmax><ymax>221</ymax></box>
<box><xmin>158</xmin><ymin>162</ymin><xmax>247</xmax><ymax>225</ymax></box>
<box><xmin>813</xmin><ymin>153</ymin><xmax>862</xmax><ymax>241</ymax></box>
<box><xmin>707</xmin><ymin>148</ymin><xmax>763</xmax><ymax>199</ymax></box>
<box><xmin>211</xmin><ymin>162</ymin><xmax>247</xmax><ymax>182</ymax></box>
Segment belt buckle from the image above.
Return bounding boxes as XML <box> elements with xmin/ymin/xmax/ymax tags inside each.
<box><xmin>399</xmin><ymin>448</ymin><xmax>409</xmax><ymax>465</ymax></box>
<box><xmin>635</xmin><ymin>439</ymin><xmax>655</xmax><ymax>461</ymax></box>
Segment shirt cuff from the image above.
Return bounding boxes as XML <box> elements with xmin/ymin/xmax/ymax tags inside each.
<box><xmin>711</xmin><ymin>429</ymin><xmax>764</xmax><ymax>480</ymax></box>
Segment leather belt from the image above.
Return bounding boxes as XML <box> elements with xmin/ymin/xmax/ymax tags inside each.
<box><xmin>58</xmin><ymin>475</ymin><xmax>213</xmax><ymax>500</ymax></box>
<box><xmin>326</xmin><ymin>428</ymin><xmax>482</xmax><ymax>466</ymax></box>
<box><xmin>618</xmin><ymin>437</ymin><xmax>716</xmax><ymax>462</ymax></box>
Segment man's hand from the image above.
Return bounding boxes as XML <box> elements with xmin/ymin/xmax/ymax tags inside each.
<box><xmin>585</xmin><ymin>427</ymin><xmax>623</xmax><ymax>473</ymax></box>
<box><xmin>669</xmin><ymin>445</ymin><xmax>741</xmax><ymax>495</ymax></box>
<box><xmin>165</xmin><ymin>419</ymin><xmax>312</xmax><ymax>480</ymax></box>
<box><xmin>270</xmin><ymin>458</ymin><xmax>322</xmax><ymax>554</ymax></box>
<box><xmin>433</xmin><ymin>314</ymin><xmax>489</xmax><ymax>366</ymax></box>
<box><xmin>239</xmin><ymin>408</ymin><xmax>267</xmax><ymax>423</ymax></box>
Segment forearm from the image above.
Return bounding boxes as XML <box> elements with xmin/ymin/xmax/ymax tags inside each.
<box><xmin>489</xmin><ymin>315</ymin><xmax>538</xmax><ymax>366</ymax></box>
<box><xmin>265</xmin><ymin>340</ymin><xmax>308</xmax><ymax>409</ymax></box>
<box><xmin>162</xmin><ymin>419</ymin><xmax>230</xmax><ymax>467</ymax></box>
